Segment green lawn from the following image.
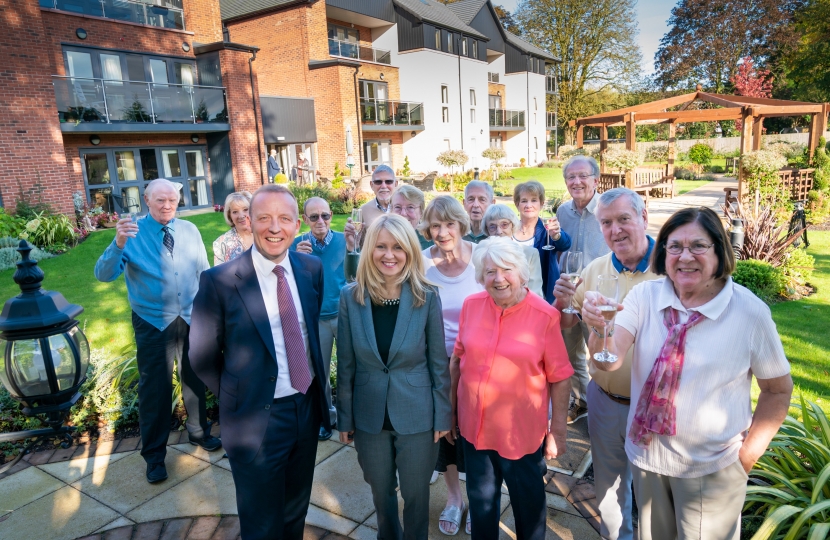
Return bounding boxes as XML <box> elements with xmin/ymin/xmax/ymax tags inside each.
<box><xmin>1</xmin><ymin>216</ymin><xmax>827</xmax><ymax>414</ymax></box>
<box><xmin>675</xmin><ymin>179</ymin><xmax>714</xmax><ymax>196</ymax></box>
<box><xmin>505</xmin><ymin>167</ymin><xmax>566</xmax><ymax>191</ymax></box>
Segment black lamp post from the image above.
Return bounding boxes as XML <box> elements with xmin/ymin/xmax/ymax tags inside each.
<box><xmin>0</xmin><ymin>241</ymin><xmax>90</xmax><ymax>473</ymax></box>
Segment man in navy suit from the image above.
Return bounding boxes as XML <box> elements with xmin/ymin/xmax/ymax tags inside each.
<box><xmin>190</xmin><ymin>184</ymin><xmax>331</xmax><ymax>540</ymax></box>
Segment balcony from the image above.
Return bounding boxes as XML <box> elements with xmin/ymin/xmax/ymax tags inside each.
<box><xmin>546</xmin><ymin>75</ymin><xmax>557</xmax><ymax>94</ymax></box>
<box><xmin>361</xmin><ymin>99</ymin><xmax>425</xmax><ymax>131</ymax></box>
<box><xmin>40</xmin><ymin>0</ymin><xmax>184</xmax><ymax>30</ymax></box>
<box><xmin>53</xmin><ymin>76</ymin><xmax>229</xmax><ymax>133</ymax></box>
<box><xmin>329</xmin><ymin>39</ymin><xmax>391</xmax><ymax>65</ymax></box>
<box><xmin>489</xmin><ymin>108</ymin><xmax>525</xmax><ymax>131</ymax></box>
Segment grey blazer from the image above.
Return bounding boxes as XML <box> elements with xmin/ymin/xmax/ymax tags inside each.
<box><xmin>336</xmin><ymin>282</ymin><xmax>452</xmax><ymax>435</ymax></box>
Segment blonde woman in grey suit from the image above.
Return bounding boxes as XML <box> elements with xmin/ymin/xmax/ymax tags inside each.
<box><xmin>337</xmin><ymin>213</ymin><xmax>452</xmax><ymax>540</ymax></box>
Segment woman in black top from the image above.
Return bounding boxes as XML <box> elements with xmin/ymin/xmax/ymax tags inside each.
<box><xmin>337</xmin><ymin>214</ymin><xmax>451</xmax><ymax>540</ymax></box>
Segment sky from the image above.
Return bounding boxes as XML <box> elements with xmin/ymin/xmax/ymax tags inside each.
<box><xmin>497</xmin><ymin>0</ymin><xmax>675</xmax><ymax>74</ymax></box>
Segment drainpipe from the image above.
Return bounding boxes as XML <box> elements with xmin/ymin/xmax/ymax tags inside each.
<box><xmin>248</xmin><ymin>49</ymin><xmax>265</xmax><ymax>185</ymax></box>
<box><xmin>353</xmin><ymin>66</ymin><xmax>364</xmax><ymax>174</ymax></box>
<box><xmin>458</xmin><ymin>36</ymin><xmax>464</xmax><ymax>150</ymax></box>
<box><xmin>526</xmin><ymin>67</ymin><xmax>530</xmax><ymax>165</ymax></box>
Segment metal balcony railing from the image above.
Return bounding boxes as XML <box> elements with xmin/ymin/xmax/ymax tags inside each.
<box><xmin>53</xmin><ymin>76</ymin><xmax>228</xmax><ymax>126</ymax></box>
<box><xmin>361</xmin><ymin>99</ymin><xmax>424</xmax><ymax>127</ymax></box>
<box><xmin>489</xmin><ymin>108</ymin><xmax>525</xmax><ymax>128</ymax></box>
<box><xmin>39</xmin><ymin>0</ymin><xmax>184</xmax><ymax>30</ymax></box>
<box><xmin>546</xmin><ymin>75</ymin><xmax>557</xmax><ymax>94</ymax></box>
<box><xmin>328</xmin><ymin>39</ymin><xmax>391</xmax><ymax>65</ymax></box>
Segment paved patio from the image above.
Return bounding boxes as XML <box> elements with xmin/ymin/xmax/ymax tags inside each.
<box><xmin>0</xmin><ymin>420</ymin><xmax>599</xmax><ymax>540</ymax></box>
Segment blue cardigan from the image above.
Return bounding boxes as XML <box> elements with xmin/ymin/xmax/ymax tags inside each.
<box><xmin>533</xmin><ymin>218</ymin><xmax>571</xmax><ymax>303</ymax></box>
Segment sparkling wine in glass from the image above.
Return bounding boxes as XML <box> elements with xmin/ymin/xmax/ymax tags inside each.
<box><xmin>351</xmin><ymin>208</ymin><xmax>363</xmax><ymax>253</ymax></box>
<box><xmin>593</xmin><ymin>274</ymin><xmax>620</xmax><ymax>363</ymax></box>
<box><xmin>541</xmin><ymin>205</ymin><xmax>557</xmax><ymax>251</ymax></box>
<box><xmin>561</xmin><ymin>251</ymin><xmax>583</xmax><ymax>315</ymax></box>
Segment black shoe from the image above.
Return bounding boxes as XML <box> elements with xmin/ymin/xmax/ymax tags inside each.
<box><xmin>146</xmin><ymin>462</ymin><xmax>168</xmax><ymax>483</ymax></box>
<box><xmin>318</xmin><ymin>426</ymin><xmax>333</xmax><ymax>441</ymax></box>
<box><xmin>189</xmin><ymin>434</ymin><xmax>222</xmax><ymax>451</ymax></box>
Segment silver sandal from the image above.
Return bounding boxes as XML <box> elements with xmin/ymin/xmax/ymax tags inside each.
<box><xmin>438</xmin><ymin>502</ymin><xmax>467</xmax><ymax>536</ymax></box>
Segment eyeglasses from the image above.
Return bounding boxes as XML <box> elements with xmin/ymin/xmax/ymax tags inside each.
<box><xmin>565</xmin><ymin>173</ymin><xmax>596</xmax><ymax>182</ymax></box>
<box><xmin>393</xmin><ymin>205</ymin><xmax>419</xmax><ymax>215</ymax></box>
<box><xmin>372</xmin><ymin>179</ymin><xmax>396</xmax><ymax>186</ymax></box>
<box><xmin>665</xmin><ymin>242</ymin><xmax>714</xmax><ymax>255</ymax></box>
<box><xmin>306</xmin><ymin>213</ymin><xmax>332</xmax><ymax>222</ymax></box>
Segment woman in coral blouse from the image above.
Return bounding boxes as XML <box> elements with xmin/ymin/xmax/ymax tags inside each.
<box><xmin>447</xmin><ymin>237</ymin><xmax>573</xmax><ymax>540</ymax></box>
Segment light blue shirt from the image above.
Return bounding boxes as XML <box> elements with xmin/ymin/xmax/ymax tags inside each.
<box><xmin>94</xmin><ymin>215</ymin><xmax>209</xmax><ymax>331</ymax></box>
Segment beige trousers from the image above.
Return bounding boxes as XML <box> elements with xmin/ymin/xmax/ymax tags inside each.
<box><xmin>631</xmin><ymin>460</ymin><xmax>747</xmax><ymax>540</ymax></box>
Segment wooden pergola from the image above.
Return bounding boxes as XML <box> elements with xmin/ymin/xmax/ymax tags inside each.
<box><xmin>570</xmin><ymin>91</ymin><xmax>829</xmax><ymax>198</ymax></box>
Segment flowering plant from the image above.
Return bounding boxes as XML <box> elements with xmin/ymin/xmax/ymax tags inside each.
<box><xmin>95</xmin><ymin>212</ymin><xmax>119</xmax><ymax>227</ymax></box>
<box><xmin>741</xmin><ymin>150</ymin><xmax>787</xmax><ymax>203</ymax></box>
<box><xmin>604</xmin><ymin>148</ymin><xmax>643</xmax><ymax>172</ymax></box>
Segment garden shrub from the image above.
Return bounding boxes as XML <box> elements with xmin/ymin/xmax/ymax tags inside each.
<box><xmin>687</xmin><ymin>143</ymin><xmax>714</xmax><ymax>175</ymax></box>
<box><xmin>289</xmin><ymin>184</ymin><xmax>332</xmax><ymax>214</ymax></box>
<box><xmin>433</xmin><ymin>176</ymin><xmax>450</xmax><ymax>192</ymax></box>
<box><xmin>732</xmin><ymin>259</ymin><xmax>785</xmax><ymax>302</ymax></box>
<box><xmin>604</xmin><ymin>148</ymin><xmax>643</xmax><ymax>173</ymax></box>
<box><xmin>645</xmin><ymin>144</ymin><xmax>669</xmax><ymax>162</ymax></box>
<box><xmin>274</xmin><ymin>173</ymin><xmax>289</xmax><ymax>184</ymax></box>
<box><xmin>0</xmin><ymin>209</ymin><xmax>25</xmax><ymax>238</ymax></box>
<box><xmin>0</xmin><ymin>237</ymin><xmax>55</xmax><ymax>271</ymax></box>
<box><xmin>331</xmin><ymin>163</ymin><xmax>345</xmax><ymax>189</ymax></box>
<box><xmin>741</xmin><ymin>150</ymin><xmax>788</xmax><ymax>204</ymax></box>
<box><xmin>22</xmin><ymin>213</ymin><xmax>78</xmax><ymax>252</ymax></box>
<box><xmin>542</xmin><ymin>160</ymin><xmax>560</xmax><ymax>168</ymax></box>
<box><xmin>674</xmin><ymin>167</ymin><xmax>695</xmax><ymax>180</ymax></box>
<box><xmin>492</xmin><ymin>179</ymin><xmax>513</xmax><ymax>197</ymax></box>
<box><xmin>780</xmin><ymin>247</ymin><xmax>815</xmax><ymax>293</ymax></box>
<box><xmin>705</xmin><ymin>165</ymin><xmax>725</xmax><ymax>173</ymax></box>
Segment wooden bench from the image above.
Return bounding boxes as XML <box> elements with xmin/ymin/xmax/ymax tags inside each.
<box><xmin>724</xmin><ymin>187</ymin><xmax>738</xmax><ymax>205</ymax></box>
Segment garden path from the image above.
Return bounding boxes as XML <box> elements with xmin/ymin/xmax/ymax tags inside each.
<box><xmin>646</xmin><ymin>175</ymin><xmax>737</xmax><ymax>236</ymax></box>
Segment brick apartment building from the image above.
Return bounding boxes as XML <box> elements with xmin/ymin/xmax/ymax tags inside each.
<box><xmin>220</xmin><ymin>0</ymin><xmax>559</xmax><ymax>180</ymax></box>
<box><xmin>1</xmin><ymin>0</ymin><xmax>265</xmax><ymax>215</ymax></box>
<box><xmin>0</xmin><ymin>0</ymin><xmax>558</xmax><ymax>216</ymax></box>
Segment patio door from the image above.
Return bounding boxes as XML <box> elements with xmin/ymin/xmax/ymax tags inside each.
<box><xmin>360</xmin><ymin>80</ymin><xmax>388</xmax><ymax>124</ymax></box>
<box><xmin>363</xmin><ymin>140</ymin><xmax>391</xmax><ymax>172</ymax></box>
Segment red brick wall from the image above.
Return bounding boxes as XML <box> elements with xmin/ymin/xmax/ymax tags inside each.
<box><xmin>0</xmin><ymin>0</ymin><xmax>73</xmax><ymax>213</ymax></box>
<box><xmin>221</xmin><ymin>49</ymin><xmax>266</xmax><ymax>192</ymax></box>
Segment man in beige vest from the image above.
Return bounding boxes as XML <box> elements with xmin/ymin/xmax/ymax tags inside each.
<box><xmin>359</xmin><ymin>164</ymin><xmax>398</xmax><ymax>227</ymax></box>
<box><xmin>553</xmin><ymin>187</ymin><xmax>657</xmax><ymax>540</ymax></box>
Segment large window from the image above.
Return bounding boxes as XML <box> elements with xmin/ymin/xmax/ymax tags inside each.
<box><xmin>470</xmin><ymin>89</ymin><xmax>476</xmax><ymax>106</ymax></box>
<box><xmin>472</xmin><ymin>41</ymin><xmax>478</xmax><ymax>59</ymax></box>
<box><xmin>81</xmin><ymin>145</ymin><xmax>210</xmax><ymax>213</ymax></box>
<box><xmin>435</xmin><ymin>29</ymin><xmax>441</xmax><ymax>49</ymax></box>
<box><xmin>447</xmin><ymin>33</ymin><xmax>454</xmax><ymax>54</ymax></box>
<box><xmin>441</xmin><ymin>85</ymin><xmax>449</xmax><ymax>124</ymax></box>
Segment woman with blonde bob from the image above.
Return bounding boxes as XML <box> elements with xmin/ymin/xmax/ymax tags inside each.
<box><xmin>212</xmin><ymin>191</ymin><xmax>253</xmax><ymax>265</ymax></box>
<box><xmin>337</xmin><ymin>213</ymin><xmax>452</xmax><ymax>540</ymax></box>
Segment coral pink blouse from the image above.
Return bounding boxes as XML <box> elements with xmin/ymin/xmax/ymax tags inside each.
<box><xmin>453</xmin><ymin>290</ymin><xmax>573</xmax><ymax>459</ymax></box>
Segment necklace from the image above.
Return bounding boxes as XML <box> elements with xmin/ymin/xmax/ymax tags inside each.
<box><xmin>381</xmin><ymin>297</ymin><xmax>401</xmax><ymax>307</ymax></box>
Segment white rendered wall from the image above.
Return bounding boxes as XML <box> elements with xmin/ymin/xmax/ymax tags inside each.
<box><xmin>502</xmin><ymin>70</ymin><xmax>546</xmax><ymax>166</ymax></box>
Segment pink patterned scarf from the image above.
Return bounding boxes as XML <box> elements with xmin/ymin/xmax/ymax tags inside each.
<box><xmin>628</xmin><ymin>308</ymin><xmax>705</xmax><ymax>448</ymax></box>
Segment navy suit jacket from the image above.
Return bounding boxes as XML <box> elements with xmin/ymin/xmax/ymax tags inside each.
<box><xmin>190</xmin><ymin>249</ymin><xmax>331</xmax><ymax>464</ymax></box>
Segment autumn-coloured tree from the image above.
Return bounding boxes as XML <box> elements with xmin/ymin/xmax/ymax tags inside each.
<box><xmin>731</xmin><ymin>56</ymin><xmax>774</xmax><ymax>130</ymax></box>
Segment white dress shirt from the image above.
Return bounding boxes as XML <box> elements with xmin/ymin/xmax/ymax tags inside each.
<box><xmin>251</xmin><ymin>245</ymin><xmax>314</xmax><ymax>398</ymax></box>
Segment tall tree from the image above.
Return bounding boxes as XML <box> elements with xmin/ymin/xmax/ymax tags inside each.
<box><xmin>515</xmin><ymin>0</ymin><xmax>642</xmax><ymax>143</ymax></box>
<box><xmin>493</xmin><ymin>5</ymin><xmax>520</xmax><ymax>34</ymax></box>
<box><xmin>654</xmin><ymin>0</ymin><xmax>802</xmax><ymax>93</ymax></box>
<box><xmin>784</xmin><ymin>0</ymin><xmax>830</xmax><ymax>102</ymax></box>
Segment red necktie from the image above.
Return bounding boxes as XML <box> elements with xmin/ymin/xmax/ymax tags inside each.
<box><xmin>273</xmin><ymin>266</ymin><xmax>312</xmax><ymax>394</ymax></box>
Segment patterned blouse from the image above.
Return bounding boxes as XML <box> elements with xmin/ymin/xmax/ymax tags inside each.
<box><xmin>213</xmin><ymin>227</ymin><xmax>247</xmax><ymax>266</ymax></box>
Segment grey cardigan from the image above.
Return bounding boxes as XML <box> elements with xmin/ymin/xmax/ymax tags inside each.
<box><xmin>336</xmin><ymin>282</ymin><xmax>452</xmax><ymax>435</ymax></box>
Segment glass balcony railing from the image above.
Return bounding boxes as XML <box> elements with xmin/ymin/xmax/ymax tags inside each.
<box><xmin>39</xmin><ymin>0</ymin><xmax>184</xmax><ymax>30</ymax></box>
<box><xmin>546</xmin><ymin>75</ymin><xmax>557</xmax><ymax>94</ymax></box>
<box><xmin>361</xmin><ymin>99</ymin><xmax>424</xmax><ymax>127</ymax></box>
<box><xmin>489</xmin><ymin>108</ymin><xmax>525</xmax><ymax>128</ymax></box>
<box><xmin>53</xmin><ymin>76</ymin><xmax>228</xmax><ymax>126</ymax></box>
<box><xmin>328</xmin><ymin>39</ymin><xmax>391</xmax><ymax>65</ymax></box>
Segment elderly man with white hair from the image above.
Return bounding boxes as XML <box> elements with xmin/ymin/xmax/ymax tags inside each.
<box><xmin>552</xmin><ymin>187</ymin><xmax>657</xmax><ymax>540</ymax></box>
<box><xmin>359</xmin><ymin>164</ymin><xmax>398</xmax><ymax>227</ymax></box>
<box><xmin>462</xmin><ymin>180</ymin><xmax>494</xmax><ymax>244</ymax></box>
<box><xmin>95</xmin><ymin>179</ymin><xmax>220</xmax><ymax>484</ymax></box>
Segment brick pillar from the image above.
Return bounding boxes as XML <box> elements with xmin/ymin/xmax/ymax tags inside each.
<box><xmin>0</xmin><ymin>0</ymin><xmax>72</xmax><ymax>214</ymax></box>
<box><xmin>220</xmin><ymin>49</ymin><xmax>266</xmax><ymax>192</ymax></box>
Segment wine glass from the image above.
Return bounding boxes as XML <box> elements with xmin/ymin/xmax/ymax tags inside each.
<box><xmin>541</xmin><ymin>205</ymin><xmax>557</xmax><ymax>251</ymax></box>
<box><xmin>593</xmin><ymin>274</ymin><xmax>620</xmax><ymax>363</ymax></box>
<box><xmin>351</xmin><ymin>208</ymin><xmax>363</xmax><ymax>253</ymax></box>
<box><xmin>561</xmin><ymin>251</ymin><xmax>583</xmax><ymax>314</ymax></box>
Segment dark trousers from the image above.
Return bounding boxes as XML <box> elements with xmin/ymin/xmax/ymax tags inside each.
<box><xmin>462</xmin><ymin>437</ymin><xmax>547</xmax><ymax>540</ymax></box>
<box><xmin>353</xmin><ymin>429</ymin><xmax>438</xmax><ymax>540</ymax></box>
<box><xmin>229</xmin><ymin>382</ymin><xmax>322</xmax><ymax>540</ymax></box>
<box><xmin>132</xmin><ymin>312</ymin><xmax>209</xmax><ymax>464</ymax></box>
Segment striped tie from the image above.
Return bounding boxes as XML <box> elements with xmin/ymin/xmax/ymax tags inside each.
<box><xmin>273</xmin><ymin>266</ymin><xmax>312</xmax><ymax>394</ymax></box>
<box><xmin>161</xmin><ymin>226</ymin><xmax>174</xmax><ymax>255</ymax></box>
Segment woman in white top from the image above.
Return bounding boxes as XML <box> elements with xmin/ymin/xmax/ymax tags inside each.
<box><xmin>419</xmin><ymin>195</ymin><xmax>483</xmax><ymax>536</ymax></box>
<box><xmin>583</xmin><ymin>207</ymin><xmax>793</xmax><ymax>540</ymax></box>
<box><xmin>481</xmin><ymin>203</ymin><xmax>544</xmax><ymax>298</ymax></box>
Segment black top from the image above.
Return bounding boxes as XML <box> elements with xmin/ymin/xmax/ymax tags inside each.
<box><xmin>371</xmin><ymin>301</ymin><xmax>400</xmax><ymax>431</ymax></box>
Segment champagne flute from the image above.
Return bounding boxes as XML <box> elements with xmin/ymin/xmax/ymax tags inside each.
<box><xmin>561</xmin><ymin>251</ymin><xmax>583</xmax><ymax>314</ymax></box>
<box><xmin>593</xmin><ymin>274</ymin><xmax>620</xmax><ymax>363</ymax></box>
<box><xmin>541</xmin><ymin>204</ymin><xmax>556</xmax><ymax>250</ymax></box>
<box><xmin>351</xmin><ymin>208</ymin><xmax>363</xmax><ymax>254</ymax></box>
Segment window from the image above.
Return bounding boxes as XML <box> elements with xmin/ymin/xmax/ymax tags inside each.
<box><xmin>470</xmin><ymin>108</ymin><xmax>476</xmax><ymax>123</ymax></box>
<box><xmin>328</xmin><ymin>24</ymin><xmax>359</xmax><ymax>43</ymax></box>
<box><xmin>534</xmin><ymin>113</ymin><xmax>537</xmax><ymax>124</ymax></box>
<box><xmin>534</xmin><ymin>137</ymin><xmax>538</xmax><ymax>149</ymax></box>
<box><xmin>139</xmin><ymin>149</ymin><xmax>158</xmax><ymax>180</ymax></box>
<box><xmin>461</xmin><ymin>38</ymin><xmax>467</xmax><ymax>56</ymax></box>
<box><xmin>435</xmin><ymin>29</ymin><xmax>441</xmax><ymax>49</ymax></box>
<box><xmin>472</xmin><ymin>41</ymin><xmax>478</xmax><ymax>59</ymax></box>
<box><xmin>441</xmin><ymin>85</ymin><xmax>449</xmax><ymax>104</ymax></box>
<box><xmin>470</xmin><ymin>89</ymin><xmax>476</xmax><ymax>106</ymax></box>
<box><xmin>443</xmin><ymin>139</ymin><xmax>451</xmax><ymax>151</ymax></box>
<box><xmin>114</xmin><ymin>151</ymin><xmax>137</xmax><ymax>181</ymax></box>
<box><xmin>443</xmin><ymin>107</ymin><xmax>449</xmax><ymax>123</ymax></box>
<box><xmin>441</xmin><ymin>85</ymin><xmax>449</xmax><ymax>123</ymax></box>
<box><xmin>447</xmin><ymin>33</ymin><xmax>454</xmax><ymax>54</ymax></box>
<box><xmin>488</xmin><ymin>72</ymin><xmax>499</xmax><ymax>83</ymax></box>
<box><xmin>534</xmin><ymin>97</ymin><xmax>538</xmax><ymax>110</ymax></box>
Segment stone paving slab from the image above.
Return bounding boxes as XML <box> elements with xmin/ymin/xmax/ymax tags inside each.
<box><xmin>0</xmin><ymin>466</ymin><xmax>65</xmax><ymax>515</ymax></box>
<box><xmin>126</xmin><ymin>465</ymin><xmax>237</xmax><ymax>522</ymax></box>
<box><xmin>498</xmin><ymin>505</ymin><xmax>601</xmax><ymax>540</ymax></box>
<box><xmin>545</xmin><ymin>420</ymin><xmax>590</xmax><ymax>473</ymax></box>
<box><xmin>40</xmin><ymin>452</ymin><xmax>130</xmax><ymax>484</ymax></box>
<box><xmin>310</xmin><ymin>446</ymin><xmax>376</xmax><ymax>524</ymax></box>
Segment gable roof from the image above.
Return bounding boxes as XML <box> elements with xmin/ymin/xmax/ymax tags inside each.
<box><xmin>393</xmin><ymin>0</ymin><xmax>487</xmax><ymax>39</ymax></box>
<box><xmin>443</xmin><ymin>0</ymin><xmax>487</xmax><ymax>24</ymax></box>
<box><xmin>219</xmin><ymin>0</ymin><xmax>308</xmax><ymax>22</ymax></box>
<box><xmin>505</xmin><ymin>31</ymin><xmax>557</xmax><ymax>61</ymax></box>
